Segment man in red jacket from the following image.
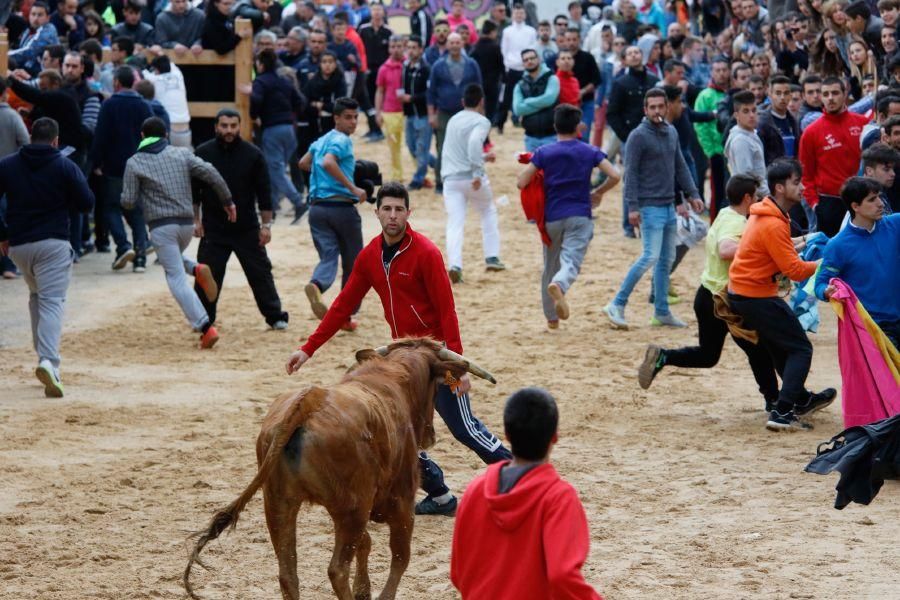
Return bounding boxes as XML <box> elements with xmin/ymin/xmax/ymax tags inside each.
<box><xmin>798</xmin><ymin>77</ymin><xmax>869</xmax><ymax>237</ymax></box>
<box><xmin>285</xmin><ymin>181</ymin><xmax>511</xmax><ymax>516</ymax></box>
<box><xmin>451</xmin><ymin>387</ymin><xmax>603</xmax><ymax>599</ymax></box>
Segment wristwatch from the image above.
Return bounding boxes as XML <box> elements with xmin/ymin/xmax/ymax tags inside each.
<box><xmin>261</xmin><ymin>222</ymin><xmax>272</xmax><ymax>230</ymax></box>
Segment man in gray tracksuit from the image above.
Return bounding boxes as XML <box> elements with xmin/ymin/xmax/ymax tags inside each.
<box><xmin>122</xmin><ymin>117</ymin><xmax>236</xmax><ymax>349</ymax></box>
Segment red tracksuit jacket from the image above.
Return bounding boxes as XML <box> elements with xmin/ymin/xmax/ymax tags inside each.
<box><xmin>451</xmin><ymin>462</ymin><xmax>603</xmax><ymax>600</ymax></box>
<box><xmin>300</xmin><ymin>224</ymin><xmax>463</xmax><ymax>356</ymax></box>
<box><xmin>798</xmin><ymin>110</ymin><xmax>868</xmax><ymax>208</ymax></box>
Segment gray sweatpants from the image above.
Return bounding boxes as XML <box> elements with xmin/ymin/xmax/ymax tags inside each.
<box><xmin>8</xmin><ymin>239</ymin><xmax>73</xmax><ymax>370</ymax></box>
<box><xmin>541</xmin><ymin>216</ymin><xmax>594</xmax><ymax>321</ymax></box>
<box><xmin>149</xmin><ymin>224</ymin><xmax>207</xmax><ymax>331</ymax></box>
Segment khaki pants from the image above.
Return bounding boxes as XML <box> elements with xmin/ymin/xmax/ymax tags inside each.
<box><xmin>383</xmin><ymin>112</ymin><xmax>404</xmax><ymax>182</ymax></box>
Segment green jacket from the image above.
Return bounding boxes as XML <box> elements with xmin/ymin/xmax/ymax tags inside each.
<box><xmin>693</xmin><ymin>87</ymin><xmax>726</xmax><ymax>157</ymax></box>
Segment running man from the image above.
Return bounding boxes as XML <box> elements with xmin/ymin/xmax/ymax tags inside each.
<box><xmin>286</xmin><ymin>181</ymin><xmax>511</xmax><ymax>516</ymax></box>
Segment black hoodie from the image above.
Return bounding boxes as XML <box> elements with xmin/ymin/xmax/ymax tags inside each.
<box><xmin>0</xmin><ymin>145</ymin><xmax>94</xmax><ymax>246</ymax></box>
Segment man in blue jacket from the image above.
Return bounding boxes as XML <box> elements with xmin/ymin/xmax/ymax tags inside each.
<box><xmin>816</xmin><ymin>177</ymin><xmax>900</xmax><ymax>349</ymax></box>
<box><xmin>90</xmin><ymin>65</ymin><xmax>153</xmax><ymax>272</ymax></box>
<box><xmin>0</xmin><ymin>118</ymin><xmax>94</xmax><ymax>398</ymax></box>
<box><xmin>427</xmin><ymin>32</ymin><xmax>482</xmax><ymax>193</ymax></box>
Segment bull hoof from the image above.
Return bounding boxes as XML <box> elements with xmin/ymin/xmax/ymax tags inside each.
<box><xmin>354</xmin><ymin>593</ymin><xmax>371</xmax><ymax>600</ymax></box>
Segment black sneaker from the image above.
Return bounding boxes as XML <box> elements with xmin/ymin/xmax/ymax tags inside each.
<box><xmin>764</xmin><ymin>397</ymin><xmax>778</xmax><ymax>413</ymax></box>
<box><xmin>638</xmin><ymin>345</ymin><xmax>665</xmax><ymax>390</ymax></box>
<box><xmin>133</xmin><ymin>256</ymin><xmax>147</xmax><ymax>273</ymax></box>
<box><xmin>112</xmin><ymin>248</ymin><xmax>135</xmax><ymax>270</ymax></box>
<box><xmin>794</xmin><ymin>388</ymin><xmax>837</xmax><ymax>417</ymax></box>
<box><xmin>414</xmin><ymin>495</ymin><xmax>457</xmax><ymax>516</ymax></box>
<box><xmin>766</xmin><ymin>410</ymin><xmax>813</xmax><ymax>432</ymax></box>
<box><xmin>485</xmin><ymin>257</ymin><xmax>506</xmax><ymax>271</ymax></box>
<box><xmin>407</xmin><ymin>181</ymin><xmax>424</xmax><ymax>191</ymax></box>
<box><xmin>435</xmin><ymin>184</ymin><xmax>443</xmax><ymax>194</ymax></box>
<box><xmin>96</xmin><ymin>245</ymin><xmax>111</xmax><ymax>254</ymax></box>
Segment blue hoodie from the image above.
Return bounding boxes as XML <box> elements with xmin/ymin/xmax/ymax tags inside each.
<box><xmin>0</xmin><ymin>145</ymin><xmax>94</xmax><ymax>246</ymax></box>
<box><xmin>814</xmin><ymin>214</ymin><xmax>900</xmax><ymax>324</ymax></box>
<box><xmin>90</xmin><ymin>90</ymin><xmax>154</xmax><ymax>178</ymax></box>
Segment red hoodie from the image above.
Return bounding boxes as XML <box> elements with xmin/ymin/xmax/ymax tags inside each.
<box><xmin>798</xmin><ymin>110</ymin><xmax>868</xmax><ymax>208</ymax></box>
<box><xmin>557</xmin><ymin>69</ymin><xmax>581</xmax><ymax>106</ymax></box>
<box><xmin>451</xmin><ymin>462</ymin><xmax>603</xmax><ymax>600</ymax></box>
<box><xmin>300</xmin><ymin>224</ymin><xmax>463</xmax><ymax>356</ymax></box>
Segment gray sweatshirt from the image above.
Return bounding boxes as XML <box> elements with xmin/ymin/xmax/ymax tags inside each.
<box><xmin>724</xmin><ymin>125</ymin><xmax>770</xmax><ymax>197</ymax></box>
<box><xmin>0</xmin><ymin>104</ymin><xmax>29</xmax><ymax>159</ymax></box>
<box><xmin>623</xmin><ymin>118</ymin><xmax>698</xmax><ymax>212</ymax></box>
<box><xmin>154</xmin><ymin>8</ymin><xmax>205</xmax><ymax>48</ymax></box>
<box><xmin>122</xmin><ymin>139</ymin><xmax>231</xmax><ymax>228</ymax></box>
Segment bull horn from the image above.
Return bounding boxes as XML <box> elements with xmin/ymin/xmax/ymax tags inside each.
<box><xmin>374</xmin><ymin>346</ymin><xmax>389</xmax><ymax>356</ymax></box>
<box><xmin>437</xmin><ymin>348</ymin><xmax>497</xmax><ymax>384</ymax></box>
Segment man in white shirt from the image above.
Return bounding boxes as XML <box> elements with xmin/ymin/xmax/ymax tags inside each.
<box><xmin>497</xmin><ymin>3</ymin><xmax>536</xmax><ymax>130</ymax></box>
<box><xmin>441</xmin><ymin>84</ymin><xmax>505</xmax><ymax>283</ymax></box>
<box><xmin>144</xmin><ymin>55</ymin><xmax>192</xmax><ymax>147</ymax></box>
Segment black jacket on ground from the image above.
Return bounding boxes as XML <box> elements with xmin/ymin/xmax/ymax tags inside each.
<box><xmin>607</xmin><ymin>68</ymin><xmax>658</xmax><ymax>142</ymax></box>
<box><xmin>249</xmin><ymin>71</ymin><xmax>305</xmax><ymax>129</ymax></box>
<box><xmin>470</xmin><ymin>37</ymin><xmax>504</xmax><ymax>93</ymax></box>
<box><xmin>0</xmin><ymin>145</ymin><xmax>94</xmax><ymax>246</ymax></box>
<box><xmin>201</xmin><ymin>8</ymin><xmax>241</xmax><ymax>55</ymax></box>
<box><xmin>9</xmin><ymin>78</ymin><xmax>84</xmax><ymax>153</ymax></box>
<box><xmin>194</xmin><ymin>136</ymin><xmax>270</xmax><ymax>235</ymax></box>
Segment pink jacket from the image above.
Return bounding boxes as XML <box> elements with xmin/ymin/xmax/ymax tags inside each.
<box><xmin>831</xmin><ymin>279</ymin><xmax>900</xmax><ymax>428</ymax></box>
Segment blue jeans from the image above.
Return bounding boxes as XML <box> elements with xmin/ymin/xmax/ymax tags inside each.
<box><xmin>613</xmin><ymin>204</ymin><xmax>678</xmax><ymax>316</ymax></box>
<box><xmin>581</xmin><ymin>97</ymin><xmax>595</xmax><ymax>131</ymax></box>
<box><xmin>419</xmin><ymin>383</ymin><xmax>511</xmax><ymax>497</ymax></box>
<box><xmin>261</xmin><ymin>124</ymin><xmax>303</xmax><ymax>211</ymax></box>
<box><xmin>308</xmin><ymin>203</ymin><xmax>363</xmax><ymax>293</ymax></box>
<box><xmin>104</xmin><ymin>176</ymin><xmax>147</xmax><ymax>257</ymax></box>
<box><xmin>404</xmin><ymin>115</ymin><xmax>431</xmax><ymax>185</ymax></box>
<box><xmin>524</xmin><ymin>133</ymin><xmax>557</xmax><ymax>152</ymax></box>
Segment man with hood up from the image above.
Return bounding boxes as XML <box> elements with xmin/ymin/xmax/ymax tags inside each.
<box><xmin>0</xmin><ymin>117</ymin><xmax>94</xmax><ymax>398</ymax></box>
<box><xmin>450</xmin><ymin>387</ymin><xmax>603</xmax><ymax>599</ymax></box>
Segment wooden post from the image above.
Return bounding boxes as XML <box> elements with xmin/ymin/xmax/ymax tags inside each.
<box><xmin>0</xmin><ymin>32</ymin><xmax>8</xmax><ymax>77</ymax></box>
<box><xmin>234</xmin><ymin>18</ymin><xmax>253</xmax><ymax>140</ymax></box>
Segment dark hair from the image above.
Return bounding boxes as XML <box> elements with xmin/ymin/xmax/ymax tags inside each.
<box><xmin>520</xmin><ymin>47</ymin><xmax>538</xmax><ymax>59</ymax></box>
<box><xmin>726</xmin><ymin>173</ymin><xmax>759</xmax><ymax>205</ymax></box>
<box><xmin>883</xmin><ymin>114</ymin><xmax>900</xmax><ymax>135</ymax></box>
<box><xmin>113</xmin><ymin>36</ymin><xmax>135</xmax><ymax>56</ymax></box>
<box><xmin>662</xmin><ymin>58</ymin><xmax>685</xmax><ymax>73</ymax></box>
<box><xmin>31</xmin><ymin>117</ymin><xmax>59</xmax><ymax>144</ymax></box>
<box><xmin>538</xmin><ymin>19</ymin><xmax>550</xmax><ymax>27</ymax></box>
<box><xmin>844</xmin><ymin>0</ymin><xmax>872</xmax><ymax>20</ymax></box>
<box><xmin>434</xmin><ymin>17</ymin><xmax>449</xmax><ymax>27</ymax></box>
<box><xmin>748</xmin><ymin>73</ymin><xmax>765</xmax><ymax>85</ymax></box>
<box><xmin>770</xmin><ymin>74</ymin><xmax>791</xmax><ymax>87</ymax></box>
<box><xmin>44</xmin><ymin>44</ymin><xmax>65</xmax><ymax>63</ymax></box>
<box><xmin>801</xmin><ymin>74</ymin><xmax>822</xmax><ymax>91</ymax></box>
<box><xmin>876</xmin><ymin>94</ymin><xmax>900</xmax><ymax>117</ymax></box>
<box><xmin>711</xmin><ymin>56</ymin><xmax>730</xmax><ymax>68</ymax></box>
<box><xmin>215</xmin><ymin>107</ymin><xmax>242</xmax><ymax>123</ymax></box>
<box><xmin>122</xmin><ymin>0</ymin><xmax>146</xmax><ymax>11</ymax></box>
<box><xmin>333</xmin><ymin>96</ymin><xmax>359</xmax><ymax>115</ymax></box>
<box><xmin>733</xmin><ymin>89</ymin><xmax>756</xmax><ymax>108</ymax></box>
<box><xmin>30</xmin><ymin>1</ymin><xmax>50</xmax><ymax>13</ymax></box>
<box><xmin>553</xmin><ymin>103</ymin><xmax>582</xmax><ymax>133</ymax></box>
<box><xmin>767</xmin><ymin>158</ymin><xmax>802</xmax><ymax>193</ymax></box>
<box><xmin>141</xmin><ymin>116</ymin><xmax>168</xmax><ymax>138</ymax></box>
<box><xmin>408</xmin><ymin>34</ymin><xmax>423</xmax><ymax>47</ymax></box>
<box><xmin>503</xmin><ymin>387</ymin><xmax>558</xmax><ymax>461</ymax></box>
<box><xmin>114</xmin><ymin>65</ymin><xmax>135</xmax><ymax>89</ymax></box>
<box><xmin>790</xmin><ymin>83</ymin><xmax>801</xmax><ymax>93</ymax></box>
<box><xmin>565</xmin><ymin>26</ymin><xmax>581</xmax><ymax>37</ymax></box>
<box><xmin>375</xmin><ymin>181</ymin><xmax>409</xmax><ymax>208</ymax></box>
<box><xmin>135</xmin><ymin>79</ymin><xmax>155</xmax><ymax>99</ymax></box>
<box><xmin>862</xmin><ymin>142</ymin><xmax>900</xmax><ymax>171</ymax></box>
<box><xmin>643</xmin><ymin>87</ymin><xmax>667</xmax><ymax>105</ymax></box>
<box><xmin>840</xmin><ymin>176</ymin><xmax>881</xmax><ymax>217</ymax></box>
<box><xmin>732</xmin><ymin>61</ymin><xmax>750</xmax><ymax>78</ymax></box>
<box><xmin>481</xmin><ymin>19</ymin><xmax>498</xmax><ymax>35</ymax></box>
<box><xmin>332</xmin><ymin>10</ymin><xmax>349</xmax><ymax>24</ymax></box>
<box><xmin>78</xmin><ymin>38</ymin><xmax>103</xmax><ymax>62</ymax></box>
<box><xmin>821</xmin><ymin>76</ymin><xmax>845</xmax><ymax>91</ymax></box>
<box><xmin>463</xmin><ymin>83</ymin><xmax>483</xmax><ymax>108</ymax></box>
<box><xmin>256</xmin><ymin>48</ymin><xmax>277</xmax><ymax>72</ymax></box>
<box><xmin>150</xmin><ymin>55</ymin><xmax>171</xmax><ymax>73</ymax></box>
<box><xmin>662</xmin><ymin>84</ymin><xmax>682</xmax><ymax>102</ymax></box>
<box><xmin>0</xmin><ymin>78</ymin><xmax>6</xmax><ymax>96</ymax></box>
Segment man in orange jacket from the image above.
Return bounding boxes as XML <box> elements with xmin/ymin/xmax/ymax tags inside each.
<box><xmin>451</xmin><ymin>387</ymin><xmax>603</xmax><ymax>600</ymax></box>
<box><xmin>727</xmin><ymin>158</ymin><xmax>837</xmax><ymax>432</ymax></box>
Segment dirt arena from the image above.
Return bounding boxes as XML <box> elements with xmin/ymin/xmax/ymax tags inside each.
<box><xmin>1</xmin><ymin>128</ymin><xmax>898</xmax><ymax>600</ymax></box>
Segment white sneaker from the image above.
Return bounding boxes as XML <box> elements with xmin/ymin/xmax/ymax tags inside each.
<box><xmin>650</xmin><ymin>313</ymin><xmax>687</xmax><ymax>328</ymax></box>
<box><xmin>271</xmin><ymin>320</ymin><xmax>288</xmax><ymax>330</ymax></box>
<box><xmin>603</xmin><ymin>303</ymin><xmax>629</xmax><ymax>329</ymax></box>
<box><xmin>35</xmin><ymin>360</ymin><xmax>64</xmax><ymax>398</ymax></box>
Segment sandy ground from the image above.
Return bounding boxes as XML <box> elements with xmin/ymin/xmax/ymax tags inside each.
<box><xmin>1</xmin><ymin>126</ymin><xmax>898</xmax><ymax>600</ymax></box>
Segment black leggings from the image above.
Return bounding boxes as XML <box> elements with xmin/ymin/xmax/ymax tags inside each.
<box><xmin>664</xmin><ymin>285</ymin><xmax>779</xmax><ymax>402</ymax></box>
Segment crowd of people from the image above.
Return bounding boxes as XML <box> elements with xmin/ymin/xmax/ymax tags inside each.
<box><xmin>1</xmin><ymin>0</ymin><xmax>899</xmax><ymax>596</ymax></box>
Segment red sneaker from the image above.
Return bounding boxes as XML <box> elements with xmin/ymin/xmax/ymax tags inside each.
<box><xmin>200</xmin><ymin>325</ymin><xmax>219</xmax><ymax>349</ymax></box>
<box><xmin>194</xmin><ymin>264</ymin><xmax>218</xmax><ymax>302</ymax></box>
<box><xmin>422</xmin><ymin>177</ymin><xmax>434</xmax><ymax>189</ymax></box>
<box><xmin>340</xmin><ymin>319</ymin><xmax>359</xmax><ymax>332</ymax></box>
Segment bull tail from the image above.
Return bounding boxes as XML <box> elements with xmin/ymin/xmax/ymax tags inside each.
<box><xmin>183</xmin><ymin>387</ymin><xmax>322</xmax><ymax>599</ymax></box>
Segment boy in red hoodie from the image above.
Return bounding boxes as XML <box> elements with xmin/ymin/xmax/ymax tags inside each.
<box><xmin>556</xmin><ymin>49</ymin><xmax>582</xmax><ymax>106</ymax></box>
<box><xmin>451</xmin><ymin>387</ymin><xmax>603</xmax><ymax>600</ymax></box>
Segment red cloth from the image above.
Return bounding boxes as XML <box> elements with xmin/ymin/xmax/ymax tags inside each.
<box><xmin>798</xmin><ymin>110</ymin><xmax>868</xmax><ymax>208</ymax></box>
<box><xmin>451</xmin><ymin>462</ymin><xmax>603</xmax><ymax>600</ymax></box>
<box><xmin>346</xmin><ymin>26</ymin><xmax>368</xmax><ymax>72</ymax></box>
<box><xmin>518</xmin><ymin>151</ymin><xmax>551</xmax><ymax>246</ymax></box>
<box><xmin>557</xmin><ymin>69</ymin><xmax>581</xmax><ymax>106</ymax></box>
<box><xmin>300</xmin><ymin>224</ymin><xmax>463</xmax><ymax>356</ymax></box>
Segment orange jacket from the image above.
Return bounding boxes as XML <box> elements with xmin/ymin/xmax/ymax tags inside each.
<box><xmin>728</xmin><ymin>197</ymin><xmax>817</xmax><ymax>298</ymax></box>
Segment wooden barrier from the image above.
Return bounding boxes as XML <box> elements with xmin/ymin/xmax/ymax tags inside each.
<box><xmin>0</xmin><ymin>19</ymin><xmax>253</xmax><ymax>139</ymax></box>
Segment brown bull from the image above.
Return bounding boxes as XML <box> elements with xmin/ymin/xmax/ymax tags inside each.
<box><xmin>183</xmin><ymin>338</ymin><xmax>496</xmax><ymax>600</ymax></box>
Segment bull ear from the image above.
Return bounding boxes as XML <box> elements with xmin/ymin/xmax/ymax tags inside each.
<box><xmin>356</xmin><ymin>349</ymin><xmax>379</xmax><ymax>363</ymax></box>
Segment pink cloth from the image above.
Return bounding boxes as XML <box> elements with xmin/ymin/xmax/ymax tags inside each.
<box><xmin>376</xmin><ymin>58</ymin><xmax>404</xmax><ymax>113</ymax></box>
<box><xmin>831</xmin><ymin>278</ymin><xmax>900</xmax><ymax>428</ymax></box>
<box><xmin>447</xmin><ymin>14</ymin><xmax>478</xmax><ymax>44</ymax></box>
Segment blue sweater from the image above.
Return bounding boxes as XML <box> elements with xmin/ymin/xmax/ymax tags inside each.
<box><xmin>90</xmin><ymin>90</ymin><xmax>154</xmax><ymax>178</ymax></box>
<box><xmin>0</xmin><ymin>145</ymin><xmax>94</xmax><ymax>246</ymax></box>
<box><xmin>250</xmin><ymin>71</ymin><xmax>305</xmax><ymax>129</ymax></box>
<box><xmin>426</xmin><ymin>55</ymin><xmax>482</xmax><ymax>114</ymax></box>
<box><xmin>814</xmin><ymin>214</ymin><xmax>900</xmax><ymax>324</ymax></box>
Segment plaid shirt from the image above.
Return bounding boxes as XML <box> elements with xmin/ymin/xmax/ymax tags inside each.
<box><xmin>122</xmin><ymin>142</ymin><xmax>232</xmax><ymax>225</ymax></box>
